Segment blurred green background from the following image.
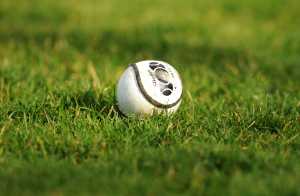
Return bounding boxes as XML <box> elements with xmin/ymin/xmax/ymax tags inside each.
<box><xmin>0</xmin><ymin>0</ymin><xmax>300</xmax><ymax>195</ymax></box>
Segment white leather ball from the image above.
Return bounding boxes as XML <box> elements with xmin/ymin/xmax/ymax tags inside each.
<box><xmin>116</xmin><ymin>60</ymin><xmax>183</xmax><ymax>116</ymax></box>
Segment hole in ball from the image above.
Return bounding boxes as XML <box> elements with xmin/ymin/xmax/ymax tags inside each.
<box><xmin>167</xmin><ymin>83</ymin><xmax>173</xmax><ymax>90</ymax></box>
<box><xmin>155</xmin><ymin>68</ymin><xmax>170</xmax><ymax>84</ymax></box>
<box><xmin>162</xmin><ymin>89</ymin><xmax>172</xmax><ymax>96</ymax></box>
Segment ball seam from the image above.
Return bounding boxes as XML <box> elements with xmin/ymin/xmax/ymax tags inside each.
<box><xmin>130</xmin><ymin>63</ymin><xmax>182</xmax><ymax>109</ymax></box>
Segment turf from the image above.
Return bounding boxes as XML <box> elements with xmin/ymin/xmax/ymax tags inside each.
<box><xmin>0</xmin><ymin>0</ymin><xmax>300</xmax><ymax>195</ymax></box>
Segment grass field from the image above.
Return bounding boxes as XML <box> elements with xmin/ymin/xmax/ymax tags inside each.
<box><xmin>0</xmin><ymin>0</ymin><xmax>300</xmax><ymax>195</ymax></box>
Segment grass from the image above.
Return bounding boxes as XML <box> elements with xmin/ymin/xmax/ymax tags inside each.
<box><xmin>0</xmin><ymin>0</ymin><xmax>300</xmax><ymax>195</ymax></box>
